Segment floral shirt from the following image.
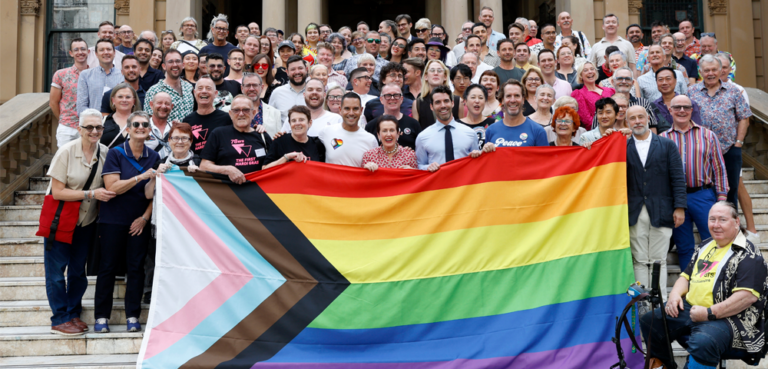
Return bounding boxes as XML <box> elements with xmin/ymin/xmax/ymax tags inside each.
<box><xmin>634</xmin><ymin>44</ymin><xmax>647</xmax><ymax>63</ymax></box>
<box><xmin>144</xmin><ymin>78</ymin><xmax>195</xmax><ymax>123</ymax></box>
<box><xmin>361</xmin><ymin>146</ymin><xmax>418</xmax><ymax>169</ymax></box>
<box><xmin>687</xmin><ymin>81</ymin><xmax>752</xmax><ymax>152</ymax></box>
<box><xmin>682</xmin><ymin>232</ymin><xmax>768</xmax><ymax>354</ymax></box>
<box><xmin>51</xmin><ymin>66</ymin><xmax>83</xmax><ymax>129</ymax></box>
<box><xmin>684</xmin><ymin>37</ymin><xmax>701</xmax><ymax>57</ymax></box>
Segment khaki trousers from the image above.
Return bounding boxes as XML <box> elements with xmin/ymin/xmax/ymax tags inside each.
<box><xmin>629</xmin><ymin>205</ymin><xmax>672</xmax><ymax>296</ymax></box>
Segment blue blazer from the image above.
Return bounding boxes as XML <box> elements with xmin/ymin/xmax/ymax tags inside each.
<box><xmin>627</xmin><ymin>133</ymin><xmax>687</xmax><ymax>228</ymax></box>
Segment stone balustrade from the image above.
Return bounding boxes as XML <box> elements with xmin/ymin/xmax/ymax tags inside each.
<box><xmin>0</xmin><ymin>93</ymin><xmax>55</xmax><ymax>205</ymax></box>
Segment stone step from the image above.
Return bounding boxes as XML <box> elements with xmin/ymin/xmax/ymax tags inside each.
<box><xmin>0</xmin><ymin>326</ymin><xmax>141</xmax><ymax>358</ymax></box>
<box><xmin>0</xmin><ymin>239</ymin><xmax>43</xmax><ymax>257</ymax></box>
<box><xmin>0</xmin><ymin>277</ymin><xmax>126</xmax><ymax>301</ymax></box>
<box><xmin>0</xmin><ymin>206</ymin><xmax>42</xmax><ymax>222</ymax></box>
<box><xmin>744</xmin><ymin>180</ymin><xmax>768</xmax><ymax>195</ymax></box>
<box><xmin>0</xmin><ymin>299</ymin><xmax>149</xmax><ymax>327</ymax></box>
<box><xmin>28</xmin><ymin>177</ymin><xmax>50</xmax><ymax>192</ymax></box>
<box><xmin>0</xmin><ymin>354</ymin><xmax>137</xmax><ymax>367</ymax></box>
<box><xmin>744</xmin><ymin>167</ymin><xmax>755</xmax><ymax>181</ymax></box>
<box><xmin>750</xmin><ymin>194</ymin><xmax>768</xmax><ymax>209</ymax></box>
<box><xmin>0</xmin><ymin>222</ymin><xmax>39</xmax><ymax>239</ymax></box>
<box><xmin>668</xmin><ymin>265</ymin><xmax>681</xmax><ymax>287</ymax></box>
<box><xmin>0</xmin><ymin>257</ymin><xmax>43</xmax><ymax>278</ymax></box>
<box><xmin>12</xmin><ymin>192</ymin><xmax>45</xmax><ymax>206</ymax></box>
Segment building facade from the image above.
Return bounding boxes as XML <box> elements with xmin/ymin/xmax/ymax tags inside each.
<box><xmin>0</xmin><ymin>0</ymin><xmax>763</xmax><ymax>103</ymax></box>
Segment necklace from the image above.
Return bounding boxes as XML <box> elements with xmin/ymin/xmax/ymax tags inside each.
<box><xmin>383</xmin><ymin>145</ymin><xmax>398</xmax><ymax>155</ymax></box>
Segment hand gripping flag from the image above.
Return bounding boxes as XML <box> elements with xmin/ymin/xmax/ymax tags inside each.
<box><xmin>138</xmin><ymin>133</ymin><xmax>643</xmax><ymax>368</ymax></box>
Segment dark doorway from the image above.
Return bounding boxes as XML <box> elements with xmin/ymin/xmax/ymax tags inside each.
<box><xmin>202</xmin><ymin>0</ymin><xmax>262</xmax><ymax>44</ymax></box>
<box><xmin>640</xmin><ymin>0</ymin><xmax>704</xmax><ymax>44</ymax></box>
<box><xmin>327</xmin><ymin>0</ymin><xmax>426</xmax><ymax>32</ymax></box>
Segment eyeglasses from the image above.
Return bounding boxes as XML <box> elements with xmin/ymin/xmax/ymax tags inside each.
<box><xmin>355</xmin><ymin>75</ymin><xmax>372</xmax><ymax>80</ymax></box>
<box><xmin>462</xmin><ymin>27</ymin><xmax>472</xmax><ymax>32</ymax></box>
<box><xmin>367</xmin><ymin>38</ymin><xmax>381</xmax><ymax>44</ymax></box>
<box><xmin>182</xmin><ymin>24</ymin><xmax>196</xmax><ymax>28</ymax></box>
<box><xmin>416</xmin><ymin>28</ymin><xmax>429</xmax><ymax>33</ymax></box>
<box><xmin>617</xmin><ymin>105</ymin><xmax>629</xmax><ymax>109</ymax></box>
<box><xmin>386</xmin><ymin>73</ymin><xmax>404</xmax><ymax>80</ymax></box>
<box><xmin>253</xmin><ymin>63</ymin><xmax>270</xmax><ymax>70</ymax></box>
<box><xmin>80</xmin><ymin>125</ymin><xmax>104</xmax><ymax>132</ymax></box>
<box><xmin>230</xmin><ymin>108</ymin><xmax>252</xmax><ymax>115</ymax></box>
<box><xmin>170</xmin><ymin>136</ymin><xmax>191</xmax><ymax>142</ymax></box>
<box><xmin>327</xmin><ymin>95</ymin><xmax>343</xmax><ymax>101</ymax></box>
<box><xmin>392</xmin><ymin>43</ymin><xmax>406</xmax><ymax>49</ymax></box>
<box><xmin>120</xmin><ymin>30</ymin><xmax>134</xmax><ymax>35</ymax></box>
<box><xmin>614</xmin><ymin>76</ymin><xmax>633</xmax><ymax>82</ymax></box>
<box><xmin>525</xmin><ymin>77</ymin><xmax>541</xmax><ymax>82</ymax></box>
<box><xmin>214</xmin><ymin>27</ymin><xmax>228</xmax><ymax>32</ymax></box>
<box><xmin>382</xmin><ymin>93</ymin><xmax>402</xmax><ymax>100</ymax></box>
<box><xmin>131</xmin><ymin>121</ymin><xmax>150</xmax><ymax>128</ymax></box>
<box><xmin>670</xmin><ymin>105</ymin><xmax>693</xmax><ymax>111</ymax></box>
<box><xmin>555</xmin><ymin>119</ymin><xmax>573</xmax><ymax>125</ymax></box>
<box><xmin>209</xmin><ymin>64</ymin><xmax>225</xmax><ymax>69</ymax></box>
<box><xmin>353</xmin><ymin>37</ymin><xmax>364</xmax><ymax>43</ymax></box>
<box><xmin>242</xmin><ymin>83</ymin><xmax>262</xmax><ymax>89</ymax></box>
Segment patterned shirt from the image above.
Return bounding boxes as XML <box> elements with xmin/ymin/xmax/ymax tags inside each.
<box><xmin>684</xmin><ymin>38</ymin><xmax>700</xmax><ymax>57</ymax></box>
<box><xmin>687</xmin><ymin>81</ymin><xmax>752</xmax><ymax>152</ymax></box>
<box><xmin>144</xmin><ymin>78</ymin><xmax>195</xmax><ymax>123</ymax></box>
<box><xmin>51</xmin><ymin>66</ymin><xmax>83</xmax><ymax>129</ymax></box>
<box><xmin>343</xmin><ymin>54</ymin><xmax>390</xmax><ymax>81</ymax></box>
<box><xmin>76</xmin><ymin>65</ymin><xmax>124</xmax><ymax>115</ymax></box>
<box><xmin>250</xmin><ymin>102</ymin><xmax>264</xmax><ymax>128</ymax></box>
<box><xmin>634</xmin><ymin>44</ymin><xmax>648</xmax><ymax>63</ymax></box>
<box><xmin>328</xmin><ymin>70</ymin><xmax>348</xmax><ymax>89</ymax></box>
<box><xmin>693</xmin><ymin>51</ymin><xmax>736</xmax><ymax>82</ymax></box>
<box><xmin>554</xmin><ymin>30</ymin><xmax>592</xmax><ymax>57</ymax></box>
<box><xmin>660</xmin><ymin>122</ymin><xmax>729</xmax><ymax>198</ymax></box>
<box><xmin>361</xmin><ymin>146</ymin><xmax>418</xmax><ymax>169</ymax></box>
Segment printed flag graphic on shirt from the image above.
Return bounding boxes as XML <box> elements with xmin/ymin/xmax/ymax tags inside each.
<box><xmin>137</xmin><ymin>133</ymin><xmax>641</xmax><ymax>368</ymax></box>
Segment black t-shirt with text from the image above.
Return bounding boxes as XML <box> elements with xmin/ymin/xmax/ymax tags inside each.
<box><xmin>365</xmin><ymin>115</ymin><xmax>422</xmax><ymax>150</ymax></box>
<box><xmin>457</xmin><ymin>117</ymin><xmax>496</xmax><ymax>147</ymax></box>
<box><xmin>264</xmin><ymin>134</ymin><xmax>326</xmax><ymax>166</ymax></box>
<box><xmin>200</xmin><ymin>125</ymin><xmax>272</xmax><ymax>174</ymax></box>
<box><xmin>183</xmin><ymin>110</ymin><xmax>233</xmax><ymax>155</ymax></box>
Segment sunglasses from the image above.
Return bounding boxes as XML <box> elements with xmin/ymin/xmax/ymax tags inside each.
<box><xmin>367</xmin><ymin>38</ymin><xmax>381</xmax><ymax>44</ymax></box>
<box><xmin>701</xmin><ymin>32</ymin><xmax>716</xmax><ymax>38</ymax></box>
<box><xmin>80</xmin><ymin>125</ymin><xmax>104</xmax><ymax>132</ymax></box>
<box><xmin>254</xmin><ymin>63</ymin><xmax>270</xmax><ymax>70</ymax></box>
<box><xmin>162</xmin><ymin>30</ymin><xmax>174</xmax><ymax>34</ymax></box>
<box><xmin>416</xmin><ymin>28</ymin><xmax>429</xmax><ymax>33</ymax></box>
<box><xmin>131</xmin><ymin>121</ymin><xmax>150</xmax><ymax>128</ymax></box>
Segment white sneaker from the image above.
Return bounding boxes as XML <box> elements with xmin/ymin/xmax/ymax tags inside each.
<box><xmin>747</xmin><ymin>230</ymin><xmax>760</xmax><ymax>244</ymax></box>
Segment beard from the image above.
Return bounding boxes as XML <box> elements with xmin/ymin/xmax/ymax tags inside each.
<box><xmin>290</xmin><ymin>73</ymin><xmax>307</xmax><ymax>87</ymax></box>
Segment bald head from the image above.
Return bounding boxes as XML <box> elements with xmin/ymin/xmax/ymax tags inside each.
<box><xmin>670</xmin><ymin>95</ymin><xmax>694</xmax><ymax>126</ymax></box>
<box><xmin>626</xmin><ymin>105</ymin><xmax>650</xmax><ymax>137</ymax></box>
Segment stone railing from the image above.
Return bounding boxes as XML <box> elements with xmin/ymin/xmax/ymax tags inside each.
<box><xmin>0</xmin><ymin>93</ymin><xmax>55</xmax><ymax>205</ymax></box>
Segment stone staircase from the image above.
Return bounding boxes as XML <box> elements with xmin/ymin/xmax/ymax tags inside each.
<box><xmin>0</xmin><ymin>171</ymin><xmax>143</xmax><ymax>368</ymax></box>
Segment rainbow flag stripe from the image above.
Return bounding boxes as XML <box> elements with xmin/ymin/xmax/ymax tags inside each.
<box><xmin>137</xmin><ymin>133</ymin><xmax>642</xmax><ymax>368</ymax></box>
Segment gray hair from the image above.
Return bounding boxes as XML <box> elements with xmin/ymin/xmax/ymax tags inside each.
<box><xmin>179</xmin><ymin>16</ymin><xmax>198</xmax><ymax>37</ymax></box>
<box><xmin>328</xmin><ymin>33</ymin><xmax>347</xmax><ymax>49</ymax></box>
<box><xmin>207</xmin><ymin>13</ymin><xmax>229</xmax><ymax>40</ymax></box>
<box><xmin>461</xmin><ymin>52</ymin><xmax>479</xmax><ymax>63</ymax></box>
<box><xmin>712</xmin><ymin>201</ymin><xmax>746</xmax><ymax>233</ymax></box>
<box><xmin>79</xmin><ymin>109</ymin><xmax>103</xmax><ymax>126</ymax></box>
<box><xmin>535</xmin><ymin>84</ymin><xmax>555</xmax><ymax>96</ymax></box>
<box><xmin>700</xmin><ymin>33</ymin><xmax>718</xmax><ymax>43</ymax></box>
<box><xmin>127</xmin><ymin>111</ymin><xmax>150</xmax><ymax>125</ymax></box>
<box><xmin>613</xmin><ymin>66</ymin><xmax>634</xmax><ymax>81</ymax></box>
<box><xmin>515</xmin><ymin>17</ymin><xmax>529</xmax><ymax>26</ymax></box>
<box><xmin>140</xmin><ymin>30</ymin><xmax>159</xmax><ymax>47</ymax></box>
<box><xmin>553</xmin><ymin>96</ymin><xmax>578</xmax><ymax>111</ymax></box>
<box><xmin>699</xmin><ymin>54</ymin><xmax>722</xmax><ymax>69</ymax></box>
<box><xmin>415</xmin><ymin>18</ymin><xmax>431</xmax><ymax>30</ymax></box>
<box><xmin>242</xmin><ymin>71</ymin><xmax>263</xmax><ymax>85</ymax></box>
<box><xmin>359</xmin><ymin>53</ymin><xmax>376</xmax><ymax>64</ymax></box>
<box><xmin>381</xmin><ymin>33</ymin><xmax>392</xmax><ymax>43</ymax></box>
<box><xmin>715</xmin><ymin>53</ymin><xmax>731</xmax><ymax>66</ymax></box>
<box><xmin>608</xmin><ymin>50</ymin><xmax>627</xmax><ymax>62</ymax></box>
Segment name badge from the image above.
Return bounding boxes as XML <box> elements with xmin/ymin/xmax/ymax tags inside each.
<box><xmin>255</xmin><ymin>148</ymin><xmax>266</xmax><ymax>157</ymax></box>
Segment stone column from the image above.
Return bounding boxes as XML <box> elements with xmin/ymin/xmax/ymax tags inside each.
<box><xmin>627</xmin><ymin>0</ymin><xmax>642</xmax><ymax>25</ymax></box>
<box><xmin>479</xmin><ymin>0</ymin><xmax>503</xmax><ymax>34</ymax></box>
<box><xmin>128</xmin><ymin>0</ymin><xmax>155</xmax><ymax>36</ymax></box>
<box><xmin>166</xmin><ymin>0</ymin><xmax>202</xmax><ymax>37</ymax></box>
<box><xmin>263</xmin><ymin>0</ymin><xmax>286</xmax><ymax>33</ymax></box>
<box><xmin>297</xmin><ymin>0</ymin><xmax>322</xmax><ymax>33</ymax></box>
<box><xmin>726</xmin><ymin>0</ymin><xmax>757</xmax><ymax>87</ymax></box>
<box><xmin>441</xmin><ymin>0</ymin><xmax>469</xmax><ymax>47</ymax></box>
<box><xmin>604</xmin><ymin>0</ymin><xmax>629</xmax><ymax>37</ymax></box>
<box><xmin>564</xmin><ymin>0</ymin><xmax>595</xmax><ymax>44</ymax></box>
<box><xmin>0</xmin><ymin>1</ymin><xmax>19</xmax><ymax>102</ymax></box>
<box><xmin>18</xmin><ymin>0</ymin><xmax>39</xmax><ymax>94</ymax></box>
<box><xmin>425</xmin><ymin>0</ymin><xmax>441</xmax><ymax>25</ymax></box>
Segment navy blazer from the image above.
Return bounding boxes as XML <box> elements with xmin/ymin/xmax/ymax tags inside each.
<box><xmin>627</xmin><ymin>133</ymin><xmax>687</xmax><ymax>228</ymax></box>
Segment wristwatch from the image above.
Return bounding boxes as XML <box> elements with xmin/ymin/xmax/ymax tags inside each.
<box><xmin>736</xmin><ymin>139</ymin><xmax>745</xmax><ymax>145</ymax></box>
<box><xmin>707</xmin><ymin>307</ymin><xmax>717</xmax><ymax>321</ymax></box>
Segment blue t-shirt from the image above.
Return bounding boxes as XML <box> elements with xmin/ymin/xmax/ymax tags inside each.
<box><xmin>199</xmin><ymin>42</ymin><xmax>238</xmax><ymax>76</ymax></box>
<box><xmin>99</xmin><ymin>140</ymin><xmax>160</xmax><ymax>226</ymax></box>
<box><xmin>484</xmin><ymin>118</ymin><xmax>549</xmax><ymax>147</ymax></box>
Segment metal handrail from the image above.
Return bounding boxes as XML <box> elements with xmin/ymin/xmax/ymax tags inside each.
<box><xmin>0</xmin><ymin>107</ymin><xmax>51</xmax><ymax>148</ymax></box>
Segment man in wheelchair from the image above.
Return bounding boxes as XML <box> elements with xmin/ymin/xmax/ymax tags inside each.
<box><xmin>640</xmin><ymin>201</ymin><xmax>768</xmax><ymax>369</ymax></box>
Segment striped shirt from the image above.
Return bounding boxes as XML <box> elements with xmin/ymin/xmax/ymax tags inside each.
<box><xmin>660</xmin><ymin>122</ymin><xmax>729</xmax><ymax>198</ymax></box>
<box><xmin>76</xmin><ymin>65</ymin><xmax>124</xmax><ymax>115</ymax></box>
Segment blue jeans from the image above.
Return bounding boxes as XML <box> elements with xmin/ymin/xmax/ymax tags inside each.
<box><xmin>640</xmin><ymin>301</ymin><xmax>733</xmax><ymax>367</ymax></box>
<box><xmin>94</xmin><ymin>223</ymin><xmax>149</xmax><ymax>320</ymax></box>
<box><xmin>673</xmin><ymin>188</ymin><xmax>716</xmax><ymax>271</ymax></box>
<box><xmin>44</xmin><ymin>222</ymin><xmax>95</xmax><ymax>326</ymax></box>
<box><xmin>723</xmin><ymin>146</ymin><xmax>742</xmax><ymax>209</ymax></box>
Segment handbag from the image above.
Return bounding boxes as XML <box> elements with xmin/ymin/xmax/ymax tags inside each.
<box><xmin>36</xmin><ymin>145</ymin><xmax>100</xmax><ymax>247</ymax></box>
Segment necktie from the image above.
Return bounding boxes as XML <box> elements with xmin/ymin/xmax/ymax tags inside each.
<box><xmin>444</xmin><ymin>125</ymin><xmax>454</xmax><ymax>162</ymax></box>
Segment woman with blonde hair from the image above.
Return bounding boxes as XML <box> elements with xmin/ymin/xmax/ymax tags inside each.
<box><xmin>100</xmin><ymin>83</ymin><xmax>141</xmax><ymax>149</ymax></box>
<box><xmin>413</xmin><ymin>60</ymin><xmax>460</xmax><ymax>129</ymax></box>
<box><xmin>414</xmin><ymin>18</ymin><xmax>432</xmax><ymax>41</ymax></box>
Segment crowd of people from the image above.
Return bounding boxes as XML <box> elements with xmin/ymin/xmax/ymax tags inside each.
<box><xmin>44</xmin><ymin>7</ymin><xmax>768</xmax><ymax>369</ymax></box>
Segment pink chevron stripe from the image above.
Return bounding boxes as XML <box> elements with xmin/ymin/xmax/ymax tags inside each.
<box><xmin>143</xmin><ymin>176</ymin><xmax>253</xmax><ymax>359</ymax></box>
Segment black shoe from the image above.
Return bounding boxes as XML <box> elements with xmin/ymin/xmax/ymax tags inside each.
<box><xmin>143</xmin><ymin>292</ymin><xmax>151</xmax><ymax>304</ymax></box>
